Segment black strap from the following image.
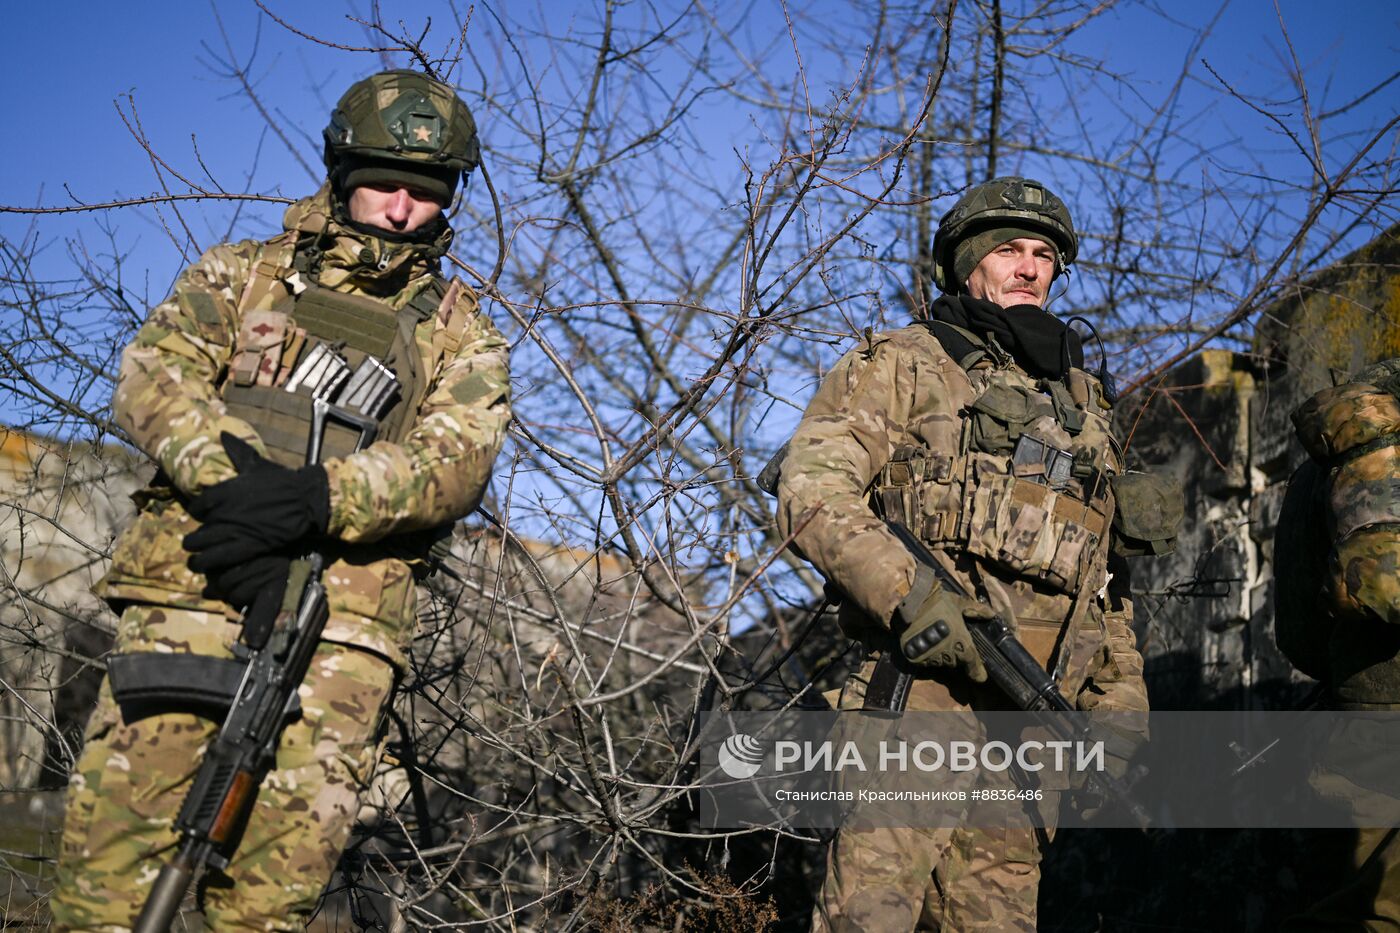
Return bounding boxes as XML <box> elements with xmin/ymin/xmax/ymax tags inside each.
<box><xmin>917</xmin><ymin>320</ymin><xmax>987</xmax><ymax>370</ymax></box>
<box><xmin>404</xmin><ymin>277</ymin><xmax>447</xmax><ymax>323</ymax></box>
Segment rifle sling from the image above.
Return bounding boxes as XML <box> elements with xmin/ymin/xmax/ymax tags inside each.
<box><xmin>108</xmin><ymin>652</ymin><xmax>302</xmax><ymax>724</ymax></box>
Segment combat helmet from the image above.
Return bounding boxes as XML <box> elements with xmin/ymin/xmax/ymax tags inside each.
<box><xmin>932</xmin><ymin>177</ymin><xmax>1077</xmax><ymax>294</ymax></box>
<box><xmin>323</xmin><ymin>70</ymin><xmax>481</xmax><ymax>206</ymax></box>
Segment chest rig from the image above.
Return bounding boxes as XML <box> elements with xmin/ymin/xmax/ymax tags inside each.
<box><xmin>873</xmin><ymin>322</ymin><xmax>1121</xmax><ymax>600</ymax></box>
<box><xmin>219</xmin><ymin>236</ymin><xmax>447</xmax><ymax>468</ymax></box>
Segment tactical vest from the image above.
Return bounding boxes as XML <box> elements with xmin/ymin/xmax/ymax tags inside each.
<box><xmin>96</xmin><ymin>229</ymin><xmax>478</xmax><ymax>632</ymax></box>
<box><xmin>219</xmin><ymin>237</ymin><xmax>450</xmax><ymax>467</ymax></box>
<box><xmin>1278</xmin><ymin>361</ymin><xmax>1400</xmax><ymax>706</ymax></box>
<box><xmin>871</xmin><ymin>322</ymin><xmax>1120</xmax><ymax>600</ymax></box>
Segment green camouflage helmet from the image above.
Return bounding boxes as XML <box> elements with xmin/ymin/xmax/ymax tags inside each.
<box><xmin>323</xmin><ymin>70</ymin><xmax>481</xmax><ymax>203</ymax></box>
<box><xmin>932</xmin><ymin>177</ymin><xmax>1078</xmax><ymax>294</ymax></box>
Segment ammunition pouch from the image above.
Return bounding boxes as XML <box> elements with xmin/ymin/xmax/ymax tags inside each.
<box><xmin>967</xmin><ymin>382</ymin><xmax>1051</xmax><ymax>454</ymax></box>
<box><xmin>221</xmin><ymin>279</ymin><xmax>442</xmax><ymax>468</ymax></box>
<box><xmin>873</xmin><ymin>443</ymin><xmax>1112</xmax><ymax>596</ymax></box>
<box><xmin>107</xmin><ymin>652</ymin><xmax>301</xmax><ymax>724</ymax></box>
<box><xmin>873</xmin><ymin>445</ymin><xmax>953</xmax><ymax>536</ymax></box>
<box><xmin>963</xmin><ymin>455</ymin><xmax>1109</xmax><ymax>592</ymax></box>
<box><xmin>1109</xmin><ymin>472</ymin><xmax>1183</xmax><ymax>557</ymax></box>
<box><xmin>1012</xmin><ymin>433</ymin><xmax>1076</xmax><ymax>489</ymax></box>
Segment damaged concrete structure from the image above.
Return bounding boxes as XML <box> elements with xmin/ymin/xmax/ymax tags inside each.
<box><xmin>1121</xmin><ymin>224</ymin><xmax>1400</xmax><ymax>709</ymax></box>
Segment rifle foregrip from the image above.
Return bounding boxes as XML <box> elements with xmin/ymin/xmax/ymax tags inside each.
<box><xmin>133</xmin><ymin>857</ymin><xmax>194</xmax><ymax>933</ymax></box>
<box><xmin>969</xmin><ymin>619</ymin><xmax>1075</xmax><ymax>714</ymax></box>
<box><xmin>970</xmin><ymin>625</ymin><xmax>1041</xmax><ymax>708</ymax></box>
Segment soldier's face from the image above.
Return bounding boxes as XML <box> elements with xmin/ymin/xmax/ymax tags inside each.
<box><xmin>347</xmin><ymin>183</ymin><xmax>446</xmax><ymax>234</ymax></box>
<box><xmin>964</xmin><ymin>238</ymin><xmax>1056</xmax><ymax>308</ymax></box>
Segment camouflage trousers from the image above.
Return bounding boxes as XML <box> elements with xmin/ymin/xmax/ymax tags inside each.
<box><xmin>813</xmin><ymin>655</ymin><xmax>1044</xmax><ymax>932</ymax></box>
<box><xmin>813</xmin><ymin>822</ymin><xmax>1042</xmax><ymax>932</ymax></box>
<box><xmin>50</xmin><ymin>605</ymin><xmax>395</xmax><ymax>932</ymax></box>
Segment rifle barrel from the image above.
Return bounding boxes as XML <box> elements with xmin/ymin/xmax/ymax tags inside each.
<box><xmin>132</xmin><ymin>842</ymin><xmax>200</xmax><ymax>933</ymax></box>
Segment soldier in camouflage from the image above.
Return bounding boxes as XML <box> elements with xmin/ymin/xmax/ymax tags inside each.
<box><xmin>777</xmin><ymin>177</ymin><xmax>1164</xmax><ymax>931</ymax></box>
<box><xmin>50</xmin><ymin>70</ymin><xmax>511</xmax><ymax>931</ymax></box>
<box><xmin>1275</xmin><ymin>359</ymin><xmax>1400</xmax><ymax>929</ymax></box>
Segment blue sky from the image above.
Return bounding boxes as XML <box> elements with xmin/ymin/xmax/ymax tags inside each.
<box><xmin>5</xmin><ymin>1</ymin><xmax>1394</xmax><ymax>272</ymax></box>
<box><xmin>1</xmin><ymin>1</ymin><xmax>1395</xmax><ymax>617</ymax></box>
<box><xmin>2</xmin><ymin>0</ymin><xmax>1396</xmax><ymax>430</ymax></box>
<box><xmin>3</xmin><ymin>0</ymin><xmax>1396</xmax><ymax>446</ymax></box>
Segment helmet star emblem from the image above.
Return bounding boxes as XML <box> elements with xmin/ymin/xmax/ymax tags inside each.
<box><xmin>413</xmin><ymin>125</ymin><xmax>433</xmax><ymax>142</ymax></box>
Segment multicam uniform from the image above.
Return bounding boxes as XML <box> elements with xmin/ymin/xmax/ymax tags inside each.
<box><xmin>51</xmin><ymin>187</ymin><xmax>511</xmax><ymax>931</ymax></box>
<box><xmin>1276</xmin><ymin>359</ymin><xmax>1400</xmax><ymax>930</ymax></box>
<box><xmin>777</xmin><ymin>321</ymin><xmax>1149</xmax><ymax>932</ymax></box>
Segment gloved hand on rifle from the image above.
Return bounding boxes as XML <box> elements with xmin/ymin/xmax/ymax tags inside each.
<box><xmin>183</xmin><ymin>432</ymin><xmax>331</xmax><ymax>569</ymax></box>
<box><xmin>895</xmin><ymin>564</ymin><xmax>992</xmax><ymax>683</ymax></box>
<box><xmin>182</xmin><ymin>433</ymin><xmax>330</xmax><ymax>643</ymax></box>
<box><xmin>1071</xmin><ymin>716</ymin><xmax>1148</xmax><ymax>821</ymax></box>
<box><xmin>200</xmin><ymin>555</ymin><xmax>292</xmax><ymax>649</ymax></box>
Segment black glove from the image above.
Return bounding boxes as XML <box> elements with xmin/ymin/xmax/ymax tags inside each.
<box><xmin>201</xmin><ymin>554</ymin><xmax>291</xmax><ymax>650</ymax></box>
<box><xmin>201</xmin><ymin>553</ymin><xmax>290</xmax><ymax>610</ymax></box>
<box><xmin>183</xmin><ymin>432</ymin><xmax>331</xmax><ymax>574</ymax></box>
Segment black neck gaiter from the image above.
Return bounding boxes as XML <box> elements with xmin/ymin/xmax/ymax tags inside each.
<box><xmin>930</xmin><ymin>295</ymin><xmax>1082</xmax><ymax>380</ymax></box>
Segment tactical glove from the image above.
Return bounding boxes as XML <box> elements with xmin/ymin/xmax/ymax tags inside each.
<box><xmin>1072</xmin><ymin>718</ymin><xmax>1148</xmax><ymax>821</ymax></box>
<box><xmin>201</xmin><ymin>553</ymin><xmax>291</xmax><ymax>649</ymax></box>
<box><xmin>201</xmin><ymin>553</ymin><xmax>290</xmax><ymax>611</ymax></box>
<box><xmin>215</xmin><ymin>565</ymin><xmax>288</xmax><ymax>650</ymax></box>
<box><xmin>183</xmin><ymin>433</ymin><xmax>331</xmax><ymax>574</ymax></box>
<box><xmin>895</xmin><ymin>565</ymin><xmax>988</xmax><ymax>683</ymax></box>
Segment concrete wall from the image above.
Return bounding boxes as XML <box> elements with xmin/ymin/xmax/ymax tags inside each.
<box><xmin>0</xmin><ymin>432</ymin><xmax>142</xmax><ymax>789</ymax></box>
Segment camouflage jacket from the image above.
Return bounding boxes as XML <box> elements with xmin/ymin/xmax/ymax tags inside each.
<box><xmin>97</xmin><ymin>187</ymin><xmax>512</xmax><ymax>665</ymax></box>
<box><xmin>1280</xmin><ymin>360</ymin><xmax>1400</xmax><ymax>707</ymax></box>
<box><xmin>777</xmin><ymin>324</ymin><xmax>1147</xmax><ymax>713</ymax></box>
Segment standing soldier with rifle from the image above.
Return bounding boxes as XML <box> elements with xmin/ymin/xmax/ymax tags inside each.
<box><xmin>50</xmin><ymin>70</ymin><xmax>511</xmax><ymax>931</ymax></box>
<box><xmin>775</xmin><ymin>177</ymin><xmax>1178</xmax><ymax>931</ymax></box>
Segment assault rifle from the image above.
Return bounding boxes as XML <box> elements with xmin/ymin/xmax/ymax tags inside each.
<box><xmin>132</xmin><ymin>351</ymin><xmax>397</xmax><ymax>931</ymax></box>
<box><xmin>758</xmin><ymin>444</ymin><xmax>1149</xmax><ymax>826</ymax></box>
<box><xmin>882</xmin><ymin>520</ymin><xmax>1151</xmax><ymax>828</ymax></box>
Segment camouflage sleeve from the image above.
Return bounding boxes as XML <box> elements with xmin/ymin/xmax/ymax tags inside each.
<box><xmin>1078</xmin><ymin>600</ymin><xmax>1150</xmax><ymax>714</ymax></box>
<box><xmin>777</xmin><ymin>331</ymin><xmax>948</xmax><ymax>625</ymax></box>
<box><xmin>111</xmin><ymin>242</ymin><xmax>266</xmax><ymax>493</ymax></box>
<box><xmin>1092</xmin><ymin>596</ymin><xmax>1148</xmax><ymax>711</ymax></box>
<box><xmin>322</xmin><ymin>291</ymin><xmax>511</xmax><ymax>543</ymax></box>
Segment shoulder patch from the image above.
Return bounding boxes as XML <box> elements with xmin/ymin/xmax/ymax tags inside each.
<box><xmin>184</xmin><ymin>291</ymin><xmax>224</xmax><ymax>328</ymax></box>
